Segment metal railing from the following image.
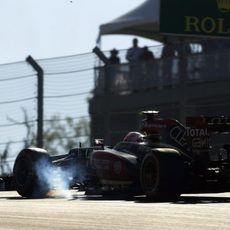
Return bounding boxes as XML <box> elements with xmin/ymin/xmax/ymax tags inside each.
<box><xmin>94</xmin><ymin>50</ymin><xmax>230</xmax><ymax>95</ymax></box>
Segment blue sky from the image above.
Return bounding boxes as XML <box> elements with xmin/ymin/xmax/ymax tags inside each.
<box><xmin>0</xmin><ymin>0</ymin><xmax>162</xmax><ymax>162</ymax></box>
<box><xmin>0</xmin><ymin>0</ymin><xmax>158</xmax><ymax>64</ymax></box>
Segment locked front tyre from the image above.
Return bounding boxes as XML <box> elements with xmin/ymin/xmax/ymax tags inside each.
<box><xmin>140</xmin><ymin>149</ymin><xmax>184</xmax><ymax>201</ymax></box>
<box><xmin>13</xmin><ymin>147</ymin><xmax>52</xmax><ymax>198</ymax></box>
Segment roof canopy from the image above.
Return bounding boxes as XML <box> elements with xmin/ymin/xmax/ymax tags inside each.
<box><xmin>98</xmin><ymin>0</ymin><xmax>205</xmax><ymax>44</ymax></box>
<box><xmin>99</xmin><ymin>0</ymin><xmax>163</xmax><ymax>42</ymax></box>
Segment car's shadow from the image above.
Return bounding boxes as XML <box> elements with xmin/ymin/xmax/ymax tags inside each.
<box><xmin>174</xmin><ymin>195</ymin><xmax>230</xmax><ymax>204</ymax></box>
<box><xmin>70</xmin><ymin>193</ymin><xmax>230</xmax><ymax>204</ymax></box>
<box><xmin>2</xmin><ymin>192</ymin><xmax>230</xmax><ymax>204</ymax></box>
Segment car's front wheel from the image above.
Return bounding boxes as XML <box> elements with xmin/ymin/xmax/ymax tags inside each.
<box><xmin>140</xmin><ymin>149</ymin><xmax>184</xmax><ymax>201</ymax></box>
<box><xmin>13</xmin><ymin>147</ymin><xmax>52</xmax><ymax>198</ymax></box>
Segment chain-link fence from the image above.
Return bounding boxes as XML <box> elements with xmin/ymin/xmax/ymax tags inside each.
<box><xmin>0</xmin><ymin>52</ymin><xmax>97</xmax><ymax>175</ymax></box>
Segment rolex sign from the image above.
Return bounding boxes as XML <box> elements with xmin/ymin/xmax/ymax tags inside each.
<box><xmin>160</xmin><ymin>0</ymin><xmax>230</xmax><ymax>37</ymax></box>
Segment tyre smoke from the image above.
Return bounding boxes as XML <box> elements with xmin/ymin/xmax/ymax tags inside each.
<box><xmin>34</xmin><ymin>156</ymin><xmax>85</xmax><ymax>199</ymax></box>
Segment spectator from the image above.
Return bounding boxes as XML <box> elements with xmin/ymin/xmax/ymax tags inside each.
<box><xmin>161</xmin><ymin>39</ymin><xmax>176</xmax><ymax>59</ymax></box>
<box><xmin>108</xmin><ymin>49</ymin><xmax>120</xmax><ymax>64</ymax></box>
<box><xmin>126</xmin><ymin>38</ymin><xmax>143</xmax><ymax>62</ymax></box>
<box><xmin>126</xmin><ymin>38</ymin><xmax>143</xmax><ymax>91</ymax></box>
<box><xmin>211</xmin><ymin>38</ymin><xmax>230</xmax><ymax>76</ymax></box>
<box><xmin>140</xmin><ymin>46</ymin><xmax>155</xmax><ymax>62</ymax></box>
<box><xmin>212</xmin><ymin>38</ymin><xmax>230</xmax><ymax>50</ymax></box>
<box><xmin>161</xmin><ymin>37</ymin><xmax>176</xmax><ymax>83</ymax></box>
<box><xmin>139</xmin><ymin>46</ymin><xmax>155</xmax><ymax>88</ymax></box>
<box><xmin>176</xmin><ymin>38</ymin><xmax>192</xmax><ymax>58</ymax></box>
<box><xmin>200</xmin><ymin>39</ymin><xmax>215</xmax><ymax>53</ymax></box>
<box><xmin>201</xmin><ymin>38</ymin><xmax>230</xmax><ymax>53</ymax></box>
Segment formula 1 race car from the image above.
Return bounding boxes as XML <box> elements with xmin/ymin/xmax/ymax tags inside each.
<box><xmin>9</xmin><ymin>111</ymin><xmax>230</xmax><ymax>199</ymax></box>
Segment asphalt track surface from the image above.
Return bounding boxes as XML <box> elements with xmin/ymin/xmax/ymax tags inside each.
<box><xmin>0</xmin><ymin>191</ymin><xmax>230</xmax><ymax>230</ymax></box>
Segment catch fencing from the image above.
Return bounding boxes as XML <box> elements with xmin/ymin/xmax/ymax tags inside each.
<box><xmin>0</xmin><ymin>44</ymin><xmax>162</xmax><ymax>174</ymax></box>
<box><xmin>0</xmin><ymin>52</ymin><xmax>97</xmax><ymax>175</ymax></box>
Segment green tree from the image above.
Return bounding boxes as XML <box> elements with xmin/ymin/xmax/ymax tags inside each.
<box><xmin>43</xmin><ymin>115</ymin><xmax>90</xmax><ymax>155</ymax></box>
<box><xmin>8</xmin><ymin>109</ymin><xmax>90</xmax><ymax>155</ymax></box>
<box><xmin>0</xmin><ymin>142</ymin><xmax>12</xmax><ymax>175</ymax></box>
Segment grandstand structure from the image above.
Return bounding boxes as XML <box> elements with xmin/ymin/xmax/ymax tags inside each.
<box><xmin>90</xmin><ymin>42</ymin><xmax>230</xmax><ymax>145</ymax></box>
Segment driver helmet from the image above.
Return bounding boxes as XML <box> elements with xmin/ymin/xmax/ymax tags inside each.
<box><xmin>123</xmin><ymin>132</ymin><xmax>145</xmax><ymax>143</ymax></box>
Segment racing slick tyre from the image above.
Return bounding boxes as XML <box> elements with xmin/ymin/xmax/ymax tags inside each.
<box><xmin>140</xmin><ymin>149</ymin><xmax>184</xmax><ymax>201</ymax></box>
<box><xmin>13</xmin><ymin>147</ymin><xmax>52</xmax><ymax>198</ymax></box>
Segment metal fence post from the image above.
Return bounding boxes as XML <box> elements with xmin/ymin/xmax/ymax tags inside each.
<box><xmin>26</xmin><ymin>55</ymin><xmax>44</xmax><ymax>148</ymax></box>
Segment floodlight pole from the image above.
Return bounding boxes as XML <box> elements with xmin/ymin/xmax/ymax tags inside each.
<box><xmin>26</xmin><ymin>55</ymin><xmax>44</xmax><ymax>148</ymax></box>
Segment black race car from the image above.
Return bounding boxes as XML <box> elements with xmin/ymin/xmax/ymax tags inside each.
<box><xmin>9</xmin><ymin>111</ymin><xmax>230</xmax><ymax>199</ymax></box>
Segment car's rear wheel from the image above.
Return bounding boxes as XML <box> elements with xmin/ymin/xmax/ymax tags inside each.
<box><xmin>13</xmin><ymin>147</ymin><xmax>52</xmax><ymax>198</ymax></box>
<box><xmin>140</xmin><ymin>149</ymin><xmax>184</xmax><ymax>201</ymax></box>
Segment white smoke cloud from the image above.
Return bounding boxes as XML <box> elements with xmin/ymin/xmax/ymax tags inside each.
<box><xmin>34</xmin><ymin>156</ymin><xmax>87</xmax><ymax>199</ymax></box>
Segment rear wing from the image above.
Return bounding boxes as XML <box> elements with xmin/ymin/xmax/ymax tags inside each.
<box><xmin>186</xmin><ymin>116</ymin><xmax>230</xmax><ymax>133</ymax></box>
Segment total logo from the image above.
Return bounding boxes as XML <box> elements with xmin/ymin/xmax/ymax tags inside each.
<box><xmin>169</xmin><ymin>126</ymin><xmax>209</xmax><ymax>147</ymax></box>
<box><xmin>186</xmin><ymin>128</ymin><xmax>209</xmax><ymax>137</ymax></box>
<box><xmin>170</xmin><ymin>126</ymin><xmax>187</xmax><ymax>147</ymax></box>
